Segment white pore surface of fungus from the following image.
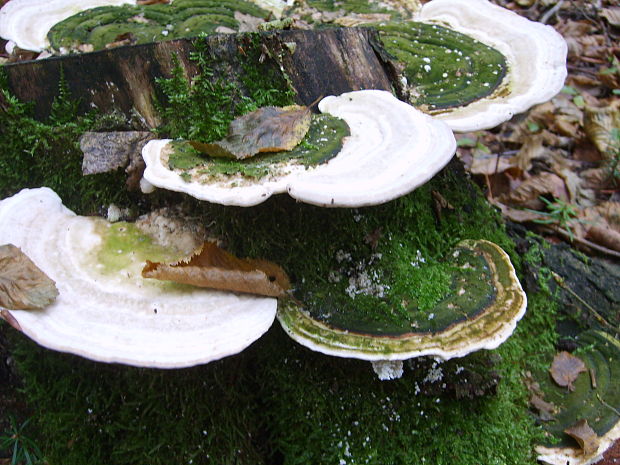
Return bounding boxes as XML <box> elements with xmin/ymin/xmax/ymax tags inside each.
<box><xmin>141</xmin><ymin>90</ymin><xmax>456</xmax><ymax>208</ymax></box>
<box><xmin>0</xmin><ymin>0</ymin><xmax>136</xmax><ymax>52</ymax></box>
<box><xmin>418</xmin><ymin>0</ymin><xmax>567</xmax><ymax>132</ymax></box>
<box><xmin>0</xmin><ymin>188</ymin><xmax>277</xmax><ymax>368</ymax></box>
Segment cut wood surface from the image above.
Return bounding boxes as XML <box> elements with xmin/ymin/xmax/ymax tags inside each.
<box><xmin>2</xmin><ymin>28</ymin><xmax>393</xmax><ymax>125</ymax></box>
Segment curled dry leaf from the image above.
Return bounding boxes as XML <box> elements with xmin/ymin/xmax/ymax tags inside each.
<box><xmin>0</xmin><ymin>243</ymin><xmax>58</xmax><ymax>310</ymax></box>
<box><xmin>576</xmin><ymin>202</ymin><xmax>620</xmax><ymax>253</ymax></box>
<box><xmin>583</xmin><ymin>102</ymin><xmax>620</xmax><ymax>157</ymax></box>
<box><xmin>189</xmin><ymin>105</ymin><xmax>313</xmax><ymax>160</ymax></box>
<box><xmin>550</xmin><ymin>351</ymin><xmax>587</xmax><ymax>391</ymax></box>
<box><xmin>497</xmin><ymin>171</ymin><xmax>568</xmax><ymax>209</ymax></box>
<box><xmin>564</xmin><ymin>419</ymin><xmax>600</xmax><ymax>456</ymax></box>
<box><xmin>142</xmin><ymin>241</ymin><xmax>290</xmax><ymax>297</ymax></box>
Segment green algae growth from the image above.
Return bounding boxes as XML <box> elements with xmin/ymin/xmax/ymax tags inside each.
<box><xmin>372</xmin><ymin>21</ymin><xmax>507</xmax><ymax>110</ymax></box>
<box><xmin>167</xmin><ymin>113</ymin><xmax>350</xmax><ymax>181</ymax></box>
<box><xmin>47</xmin><ymin>0</ymin><xmax>269</xmax><ymax>52</ymax></box>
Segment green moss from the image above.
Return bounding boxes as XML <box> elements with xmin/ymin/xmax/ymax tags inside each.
<box><xmin>0</xmin><ymin>69</ymin><xmax>132</xmax><ymax>215</ymax></box>
<box><xmin>155</xmin><ymin>35</ymin><xmax>295</xmax><ymax>143</ymax></box>
<box><xmin>372</xmin><ymin>21</ymin><xmax>507</xmax><ymax>110</ymax></box>
<box><xmin>167</xmin><ymin>114</ymin><xmax>350</xmax><ymax>180</ymax></box>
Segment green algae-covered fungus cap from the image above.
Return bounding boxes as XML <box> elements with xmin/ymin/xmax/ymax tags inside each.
<box><xmin>141</xmin><ymin>90</ymin><xmax>456</xmax><ymax>207</ymax></box>
<box><xmin>277</xmin><ymin>239</ymin><xmax>527</xmax><ymax>364</ymax></box>
<box><xmin>0</xmin><ymin>188</ymin><xmax>278</xmax><ymax>367</ymax></box>
<box><xmin>413</xmin><ymin>0</ymin><xmax>567</xmax><ymax>131</ymax></box>
<box><xmin>536</xmin><ymin>331</ymin><xmax>620</xmax><ymax>465</ymax></box>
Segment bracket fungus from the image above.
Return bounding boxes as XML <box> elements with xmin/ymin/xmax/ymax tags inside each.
<box><xmin>412</xmin><ymin>0</ymin><xmax>568</xmax><ymax>131</ymax></box>
<box><xmin>0</xmin><ymin>0</ymin><xmax>136</xmax><ymax>52</ymax></box>
<box><xmin>535</xmin><ymin>331</ymin><xmax>620</xmax><ymax>465</ymax></box>
<box><xmin>141</xmin><ymin>89</ymin><xmax>456</xmax><ymax>207</ymax></box>
<box><xmin>277</xmin><ymin>239</ymin><xmax>527</xmax><ymax>379</ymax></box>
<box><xmin>0</xmin><ymin>188</ymin><xmax>278</xmax><ymax>367</ymax></box>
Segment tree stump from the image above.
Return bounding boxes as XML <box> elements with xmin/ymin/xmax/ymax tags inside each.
<box><xmin>2</xmin><ymin>28</ymin><xmax>394</xmax><ymax>126</ymax></box>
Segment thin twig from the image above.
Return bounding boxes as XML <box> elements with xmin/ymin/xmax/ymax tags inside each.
<box><xmin>551</xmin><ymin>271</ymin><xmax>617</xmax><ymax>332</ymax></box>
<box><xmin>597</xmin><ymin>393</ymin><xmax>620</xmax><ymax>418</ymax></box>
<box><xmin>540</xmin><ymin>0</ymin><xmax>564</xmax><ymax>24</ymax></box>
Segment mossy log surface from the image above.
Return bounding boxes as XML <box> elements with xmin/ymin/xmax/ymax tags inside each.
<box><xmin>2</xmin><ymin>28</ymin><xmax>393</xmax><ymax>125</ymax></box>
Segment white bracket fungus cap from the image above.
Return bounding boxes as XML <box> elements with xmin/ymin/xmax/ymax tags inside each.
<box><xmin>0</xmin><ymin>0</ymin><xmax>136</xmax><ymax>52</ymax></box>
<box><xmin>142</xmin><ymin>89</ymin><xmax>456</xmax><ymax>207</ymax></box>
<box><xmin>0</xmin><ymin>188</ymin><xmax>277</xmax><ymax>367</ymax></box>
<box><xmin>417</xmin><ymin>0</ymin><xmax>567</xmax><ymax>132</ymax></box>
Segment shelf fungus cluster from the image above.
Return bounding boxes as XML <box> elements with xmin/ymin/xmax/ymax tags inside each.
<box><xmin>141</xmin><ymin>90</ymin><xmax>456</xmax><ymax>207</ymax></box>
<box><xmin>0</xmin><ymin>188</ymin><xmax>278</xmax><ymax>367</ymax></box>
<box><xmin>278</xmin><ymin>240</ymin><xmax>527</xmax><ymax>380</ymax></box>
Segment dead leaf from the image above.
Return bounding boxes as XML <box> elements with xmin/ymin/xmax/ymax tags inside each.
<box><xmin>549</xmin><ymin>351</ymin><xmax>587</xmax><ymax>391</ymax></box>
<box><xmin>564</xmin><ymin>419</ymin><xmax>600</xmax><ymax>456</ymax></box>
<box><xmin>190</xmin><ymin>105</ymin><xmax>313</xmax><ymax>160</ymax></box>
<box><xmin>0</xmin><ymin>244</ymin><xmax>58</xmax><ymax>310</ymax></box>
<box><xmin>601</xmin><ymin>7</ymin><xmax>620</xmax><ymax>27</ymax></box>
<box><xmin>576</xmin><ymin>202</ymin><xmax>620</xmax><ymax>252</ymax></box>
<box><xmin>530</xmin><ymin>394</ymin><xmax>558</xmax><ymax>422</ymax></box>
<box><xmin>584</xmin><ymin>102</ymin><xmax>620</xmax><ymax>157</ymax></box>
<box><xmin>334</xmin><ymin>13</ymin><xmax>392</xmax><ymax>27</ymax></box>
<box><xmin>142</xmin><ymin>242</ymin><xmax>290</xmax><ymax>297</ymax></box>
<box><xmin>497</xmin><ymin>172</ymin><xmax>568</xmax><ymax>209</ymax></box>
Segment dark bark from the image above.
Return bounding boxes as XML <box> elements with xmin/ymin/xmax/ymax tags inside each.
<box><xmin>2</xmin><ymin>28</ymin><xmax>393</xmax><ymax>127</ymax></box>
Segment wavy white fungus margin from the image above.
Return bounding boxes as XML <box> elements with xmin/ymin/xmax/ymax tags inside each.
<box><xmin>0</xmin><ymin>0</ymin><xmax>136</xmax><ymax>52</ymax></box>
<box><xmin>142</xmin><ymin>90</ymin><xmax>456</xmax><ymax>207</ymax></box>
<box><xmin>417</xmin><ymin>0</ymin><xmax>567</xmax><ymax>132</ymax></box>
<box><xmin>0</xmin><ymin>187</ymin><xmax>277</xmax><ymax>368</ymax></box>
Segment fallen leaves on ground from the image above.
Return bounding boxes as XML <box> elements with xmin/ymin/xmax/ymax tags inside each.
<box><xmin>0</xmin><ymin>244</ymin><xmax>58</xmax><ymax>310</ymax></box>
<box><xmin>142</xmin><ymin>241</ymin><xmax>290</xmax><ymax>297</ymax></box>
<box><xmin>549</xmin><ymin>351</ymin><xmax>587</xmax><ymax>391</ymax></box>
<box><xmin>189</xmin><ymin>105</ymin><xmax>313</xmax><ymax>160</ymax></box>
<box><xmin>458</xmin><ymin>1</ymin><xmax>620</xmax><ymax>257</ymax></box>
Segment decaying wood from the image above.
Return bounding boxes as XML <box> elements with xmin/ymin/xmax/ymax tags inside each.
<box><xmin>2</xmin><ymin>28</ymin><xmax>393</xmax><ymax>126</ymax></box>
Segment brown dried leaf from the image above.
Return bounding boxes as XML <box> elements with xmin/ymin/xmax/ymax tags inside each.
<box><xmin>550</xmin><ymin>351</ymin><xmax>587</xmax><ymax>391</ymax></box>
<box><xmin>576</xmin><ymin>202</ymin><xmax>620</xmax><ymax>252</ymax></box>
<box><xmin>0</xmin><ymin>244</ymin><xmax>58</xmax><ymax>310</ymax></box>
<box><xmin>190</xmin><ymin>105</ymin><xmax>312</xmax><ymax>160</ymax></box>
<box><xmin>497</xmin><ymin>172</ymin><xmax>568</xmax><ymax>208</ymax></box>
<box><xmin>530</xmin><ymin>394</ymin><xmax>557</xmax><ymax>422</ymax></box>
<box><xmin>601</xmin><ymin>7</ymin><xmax>620</xmax><ymax>27</ymax></box>
<box><xmin>564</xmin><ymin>419</ymin><xmax>600</xmax><ymax>456</ymax></box>
<box><xmin>142</xmin><ymin>242</ymin><xmax>290</xmax><ymax>297</ymax></box>
<box><xmin>584</xmin><ymin>102</ymin><xmax>620</xmax><ymax>157</ymax></box>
